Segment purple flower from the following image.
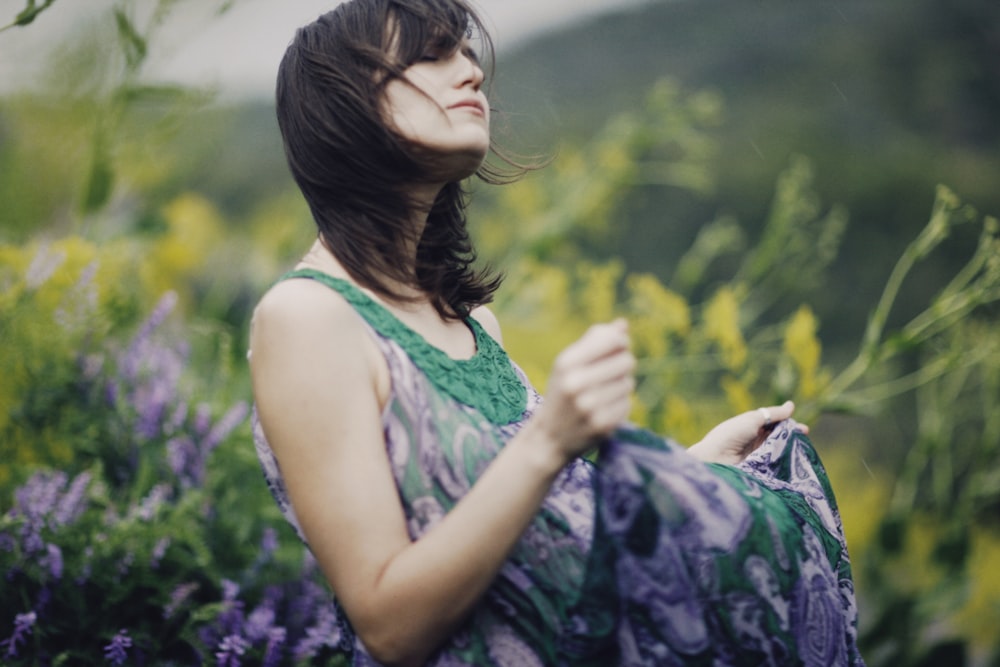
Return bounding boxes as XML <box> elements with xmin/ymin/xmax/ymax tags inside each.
<box><xmin>215</xmin><ymin>634</ymin><xmax>249</xmax><ymax>667</ymax></box>
<box><xmin>262</xmin><ymin>627</ymin><xmax>287</xmax><ymax>667</ymax></box>
<box><xmin>24</xmin><ymin>244</ymin><xmax>65</xmax><ymax>289</ymax></box>
<box><xmin>221</xmin><ymin>579</ymin><xmax>241</xmax><ymax>602</ymax></box>
<box><xmin>41</xmin><ymin>543</ymin><xmax>63</xmax><ymax>580</ymax></box>
<box><xmin>164</xmin><ymin>582</ymin><xmax>199</xmax><ymax>619</ymax></box>
<box><xmin>260</xmin><ymin>528</ymin><xmax>278</xmax><ymax>560</ymax></box>
<box><xmin>131</xmin><ymin>484</ymin><xmax>171</xmax><ymax>522</ymax></box>
<box><xmin>167</xmin><ymin>436</ymin><xmax>197</xmax><ymax>480</ymax></box>
<box><xmin>165</xmin><ymin>400</ymin><xmax>188</xmax><ymax>436</ymax></box>
<box><xmin>244</xmin><ymin>602</ymin><xmax>276</xmax><ymax>643</ymax></box>
<box><xmin>121</xmin><ymin>291</ymin><xmax>178</xmax><ymax>381</ymax></box>
<box><xmin>294</xmin><ymin>604</ymin><xmax>341</xmax><ymax>661</ymax></box>
<box><xmin>81</xmin><ymin>353</ymin><xmax>105</xmax><ymax>381</ymax></box>
<box><xmin>116</xmin><ymin>551</ymin><xmax>135</xmax><ymax>580</ymax></box>
<box><xmin>15</xmin><ymin>471</ymin><xmax>67</xmax><ymax>523</ymax></box>
<box><xmin>194</xmin><ymin>403</ymin><xmax>213</xmax><ymax>438</ymax></box>
<box><xmin>54</xmin><ymin>471</ymin><xmax>92</xmax><ymax>526</ymax></box>
<box><xmin>215</xmin><ymin>579</ymin><xmax>246</xmax><ymax>637</ymax></box>
<box><xmin>151</xmin><ymin>537</ymin><xmax>171</xmax><ymax>569</ymax></box>
<box><xmin>103</xmin><ymin>629</ymin><xmax>132</xmax><ymax>665</ymax></box>
<box><xmin>201</xmin><ymin>402</ymin><xmax>249</xmax><ymax>454</ymax></box>
<box><xmin>1</xmin><ymin>611</ymin><xmax>36</xmax><ymax>658</ymax></box>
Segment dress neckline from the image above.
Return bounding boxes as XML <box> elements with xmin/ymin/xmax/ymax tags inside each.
<box><xmin>278</xmin><ymin>268</ymin><xmax>528</xmax><ymax>425</ymax></box>
<box><xmin>283</xmin><ymin>267</ymin><xmax>483</xmax><ymax>362</ymax></box>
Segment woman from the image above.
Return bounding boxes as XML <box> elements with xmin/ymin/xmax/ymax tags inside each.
<box><xmin>249</xmin><ymin>1</ymin><xmax>864</xmax><ymax>665</ymax></box>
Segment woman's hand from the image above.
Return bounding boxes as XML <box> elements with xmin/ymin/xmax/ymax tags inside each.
<box><xmin>688</xmin><ymin>400</ymin><xmax>808</xmax><ymax>465</ymax></box>
<box><xmin>527</xmin><ymin>319</ymin><xmax>636</xmax><ymax>467</ymax></box>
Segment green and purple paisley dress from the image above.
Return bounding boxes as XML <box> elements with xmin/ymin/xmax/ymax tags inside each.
<box><xmin>252</xmin><ymin>269</ymin><xmax>864</xmax><ymax>666</ymax></box>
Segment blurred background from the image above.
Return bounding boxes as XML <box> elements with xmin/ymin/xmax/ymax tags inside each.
<box><xmin>1</xmin><ymin>0</ymin><xmax>998</xmax><ymax>664</ymax></box>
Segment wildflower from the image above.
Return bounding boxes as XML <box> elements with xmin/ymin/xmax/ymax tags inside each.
<box><xmin>260</xmin><ymin>528</ymin><xmax>278</xmax><ymax>560</ymax></box>
<box><xmin>577</xmin><ymin>260</ymin><xmax>623</xmax><ymax>323</ymax></box>
<box><xmin>53</xmin><ymin>471</ymin><xmax>92</xmax><ymax>526</ymax></box>
<box><xmin>165</xmin><ymin>400</ymin><xmax>188</xmax><ymax>435</ymax></box>
<box><xmin>164</xmin><ymin>582</ymin><xmax>199</xmax><ymax>619</ymax></box>
<box><xmin>703</xmin><ymin>287</ymin><xmax>747</xmax><ymax>371</ymax></box>
<box><xmin>131</xmin><ymin>484</ymin><xmax>171</xmax><ymax>522</ymax></box>
<box><xmin>294</xmin><ymin>604</ymin><xmax>342</xmax><ymax>661</ymax></box>
<box><xmin>201</xmin><ymin>402</ymin><xmax>250</xmax><ymax>455</ymax></box>
<box><xmin>721</xmin><ymin>375</ymin><xmax>754</xmax><ymax>414</ymax></box>
<box><xmin>194</xmin><ymin>402</ymin><xmax>213</xmax><ymax>438</ymax></box>
<box><xmin>245</xmin><ymin>602</ymin><xmax>276</xmax><ymax>642</ymax></box>
<box><xmin>41</xmin><ymin>543</ymin><xmax>64</xmax><ymax>580</ymax></box>
<box><xmin>215</xmin><ymin>634</ymin><xmax>249</xmax><ymax>667</ymax></box>
<box><xmin>103</xmin><ymin>629</ymin><xmax>132</xmax><ymax>665</ymax></box>
<box><xmin>783</xmin><ymin>306</ymin><xmax>823</xmax><ymax>398</ymax></box>
<box><xmin>1</xmin><ymin>611</ymin><xmax>36</xmax><ymax>658</ymax></box>
<box><xmin>218</xmin><ymin>579</ymin><xmax>246</xmax><ymax>636</ymax></box>
<box><xmin>15</xmin><ymin>471</ymin><xmax>67</xmax><ymax>524</ymax></box>
<box><xmin>117</xmin><ymin>551</ymin><xmax>135</xmax><ymax>579</ymax></box>
<box><xmin>121</xmin><ymin>291</ymin><xmax>178</xmax><ymax>381</ymax></box>
<box><xmin>627</xmin><ymin>273</ymin><xmax>691</xmax><ymax>358</ymax></box>
<box><xmin>150</xmin><ymin>537</ymin><xmax>170</xmax><ymax>569</ymax></box>
<box><xmin>25</xmin><ymin>244</ymin><xmax>66</xmax><ymax>289</ymax></box>
<box><xmin>166</xmin><ymin>436</ymin><xmax>197</xmax><ymax>482</ymax></box>
<box><xmin>131</xmin><ymin>343</ymin><xmax>186</xmax><ymax>440</ymax></box>
<box><xmin>262</xmin><ymin>627</ymin><xmax>287</xmax><ymax>667</ymax></box>
<box><xmin>54</xmin><ymin>259</ymin><xmax>99</xmax><ymax>331</ymax></box>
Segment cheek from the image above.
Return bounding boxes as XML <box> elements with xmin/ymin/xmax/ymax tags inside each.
<box><xmin>382</xmin><ymin>81</ymin><xmax>439</xmax><ymax>140</ymax></box>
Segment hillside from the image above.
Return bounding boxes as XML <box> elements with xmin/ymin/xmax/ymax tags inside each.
<box><xmin>489</xmin><ymin>0</ymin><xmax>1000</xmax><ymax>344</ymax></box>
<box><xmin>133</xmin><ymin>0</ymin><xmax>999</xmax><ymax>347</ymax></box>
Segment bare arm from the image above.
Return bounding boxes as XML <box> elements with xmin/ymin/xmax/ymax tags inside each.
<box><xmin>251</xmin><ymin>284</ymin><xmax>633</xmax><ymax>666</ymax></box>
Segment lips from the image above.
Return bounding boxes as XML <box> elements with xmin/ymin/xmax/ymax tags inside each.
<box><xmin>448</xmin><ymin>98</ymin><xmax>486</xmax><ymax>115</ymax></box>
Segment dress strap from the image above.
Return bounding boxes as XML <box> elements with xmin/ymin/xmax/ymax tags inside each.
<box><xmin>278</xmin><ymin>268</ymin><xmax>528</xmax><ymax>425</ymax></box>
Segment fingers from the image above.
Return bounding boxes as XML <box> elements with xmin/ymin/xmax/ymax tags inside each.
<box><xmin>756</xmin><ymin>400</ymin><xmax>794</xmax><ymax>426</ymax></box>
<box><xmin>554</xmin><ymin>319</ymin><xmax>630</xmax><ymax>369</ymax></box>
<box><xmin>753</xmin><ymin>400</ymin><xmax>809</xmax><ymax>435</ymax></box>
<box><xmin>541</xmin><ymin>319</ymin><xmax>635</xmax><ymax>452</ymax></box>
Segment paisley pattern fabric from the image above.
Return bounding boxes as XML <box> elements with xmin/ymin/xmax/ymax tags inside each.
<box><xmin>251</xmin><ymin>271</ymin><xmax>865</xmax><ymax>666</ymax></box>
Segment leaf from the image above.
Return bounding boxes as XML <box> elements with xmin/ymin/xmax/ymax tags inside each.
<box><xmin>113</xmin><ymin>8</ymin><xmax>147</xmax><ymax>70</ymax></box>
<box><xmin>13</xmin><ymin>0</ymin><xmax>57</xmax><ymax>28</ymax></box>
<box><xmin>80</xmin><ymin>136</ymin><xmax>114</xmax><ymax>215</ymax></box>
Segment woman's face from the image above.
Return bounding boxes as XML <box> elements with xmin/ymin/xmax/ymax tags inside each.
<box><xmin>382</xmin><ymin>39</ymin><xmax>490</xmax><ymax>177</ymax></box>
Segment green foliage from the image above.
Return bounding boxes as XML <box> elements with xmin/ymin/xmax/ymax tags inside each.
<box><xmin>0</xmin><ymin>256</ymin><xmax>344</xmax><ymax>665</ymax></box>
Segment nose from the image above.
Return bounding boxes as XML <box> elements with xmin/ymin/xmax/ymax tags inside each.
<box><xmin>456</xmin><ymin>51</ymin><xmax>484</xmax><ymax>90</ymax></box>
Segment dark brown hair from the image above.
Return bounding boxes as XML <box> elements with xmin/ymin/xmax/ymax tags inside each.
<box><xmin>276</xmin><ymin>0</ymin><xmax>519</xmax><ymax>318</ymax></box>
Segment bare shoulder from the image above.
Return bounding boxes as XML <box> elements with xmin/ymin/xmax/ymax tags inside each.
<box><xmin>249</xmin><ymin>276</ymin><xmax>387</xmax><ymax>412</ymax></box>
<box><xmin>470</xmin><ymin>304</ymin><xmax>503</xmax><ymax>345</ymax></box>
<box><xmin>250</xmin><ymin>278</ymin><xmax>366</xmax><ymax>355</ymax></box>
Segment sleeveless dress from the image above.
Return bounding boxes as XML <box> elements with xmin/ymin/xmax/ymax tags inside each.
<box><xmin>252</xmin><ymin>268</ymin><xmax>865</xmax><ymax>667</ymax></box>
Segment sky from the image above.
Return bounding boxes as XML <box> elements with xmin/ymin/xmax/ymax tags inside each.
<box><xmin>0</xmin><ymin>0</ymin><xmax>653</xmax><ymax>100</ymax></box>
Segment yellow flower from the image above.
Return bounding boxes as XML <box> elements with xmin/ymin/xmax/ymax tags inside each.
<box><xmin>954</xmin><ymin>528</ymin><xmax>1000</xmax><ymax>647</ymax></box>
<box><xmin>626</xmin><ymin>273</ymin><xmax>691</xmax><ymax>359</ymax></box>
<box><xmin>720</xmin><ymin>375</ymin><xmax>754</xmax><ymax>414</ymax></box>
<box><xmin>703</xmin><ymin>286</ymin><xmax>747</xmax><ymax>371</ymax></box>
<box><xmin>577</xmin><ymin>260</ymin><xmax>623</xmax><ymax>323</ymax></box>
<box><xmin>143</xmin><ymin>193</ymin><xmax>225</xmax><ymax>300</ymax></box>
<box><xmin>783</xmin><ymin>305</ymin><xmax>823</xmax><ymax>398</ymax></box>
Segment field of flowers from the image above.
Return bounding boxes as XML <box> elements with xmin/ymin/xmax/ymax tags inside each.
<box><xmin>2</xmin><ymin>1</ymin><xmax>999</xmax><ymax>665</ymax></box>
